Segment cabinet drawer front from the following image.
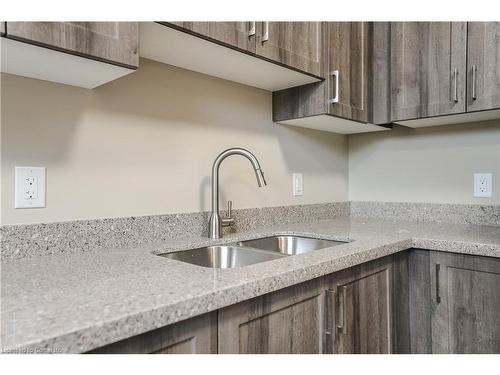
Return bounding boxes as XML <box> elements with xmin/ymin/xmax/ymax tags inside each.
<box><xmin>390</xmin><ymin>22</ymin><xmax>467</xmax><ymax>121</ymax></box>
<box><xmin>467</xmin><ymin>22</ymin><xmax>500</xmax><ymax>112</ymax></box>
<box><xmin>5</xmin><ymin>22</ymin><xmax>139</xmax><ymax>68</ymax></box>
<box><xmin>256</xmin><ymin>22</ymin><xmax>323</xmax><ymax>77</ymax></box>
<box><xmin>430</xmin><ymin>252</ymin><xmax>500</xmax><ymax>354</ymax></box>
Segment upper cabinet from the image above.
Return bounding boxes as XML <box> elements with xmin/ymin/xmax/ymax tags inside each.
<box><xmin>272</xmin><ymin>22</ymin><xmax>390</xmax><ymax>134</ymax></box>
<box><xmin>6</xmin><ymin>22</ymin><xmax>139</xmax><ymax>68</ymax></box>
<box><xmin>168</xmin><ymin>21</ymin><xmax>322</xmax><ymax>77</ymax></box>
<box><xmin>255</xmin><ymin>22</ymin><xmax>322</xmax><ymax>77</ymax></box>
<box><xmin>327</xmin><ymin>22</ymin><xmax>372</xmax><ymax>123</ymax></box>
<box><xmin>140</xmin><ymin>22</ymin><xmax>323</xmax><ymax>92</ymax></box>
<box><xmin>1</xmin><ymin>22</ymin><xmax>138</xmax><ymax>88</ymax></box>
<box><xmin>467</xmin><ymin>22</ymin><xmax>500</xmax><ymax>112</ymax></box>
<box><xmin>167</xmin><ymin>22</ymin><xmax>256</xmax><ymax>53</ymax></box>
<box><xmin>389</xmin><ymin>22</ymin><xmax>467</xmax><ymax>121</ymax></box>
<box><xmin>383</xmin><ymin>22</ymin><xmax>500</xmax><ymax>127</ymax></box>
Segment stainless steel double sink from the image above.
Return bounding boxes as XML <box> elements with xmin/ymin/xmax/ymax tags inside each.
<box><xmin>158</xmin><ymin>235</ymin><xmax>346</xmax><ymax>269</ymax></box>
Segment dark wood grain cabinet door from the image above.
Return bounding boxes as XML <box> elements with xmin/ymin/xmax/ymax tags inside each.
<box><xmin>5</xmin><ymin>22</ymin><xmax>139</xmax><ymax>68</ymax></box>
<box><xmin>327</xmin><ymin>22</ymin><xmax>372</xmax><ymax>123</ymax></box>
<box><xmin>218</xmin><ymin>278</ymin><xmax>326</xmax><ymax>354</ymax></box>
<box><xmin>389</xmin><ymin>22</ymin><xmax>467</xmax><ymax>121</ymax></box>
<box><xmin>255</xmin><ymin>22</ymin><xmax>323</xmax><ymax>77</ymax></box>
<box><xmin>89</xmin><ymin>312</ymin><xmax>217</xmax><ymax>354</ymax></box>
<box><xmin>467</xmin><ymin>22</ymin><xmax>500</xmax><ymax>112</ymax></box>
<box><xmin>392</xmin><ymin>250</ymin><xmax>433</xmax><ymax>354</ymax></box>
<box><xmin>430</xmin><ymin>252</ymin><xmax>500</xmax><ymax>354</ymax></box>
<box><xmin>327</xmin><ymin>256</ymin><xmax>394</xmax><ymax>354</ymax></box>
<box><xmin>166</xmin><ymin>22</ymin><xmax>256</xmax><ymax>53</ymax></box>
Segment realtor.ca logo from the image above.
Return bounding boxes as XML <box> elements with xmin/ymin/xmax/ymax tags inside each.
<box><xmin>2</xmin><ymin>347</ymin><xmax>64</xmax><ymax>354</ymax></box>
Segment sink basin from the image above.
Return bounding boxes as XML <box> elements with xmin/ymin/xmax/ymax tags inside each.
<box><xmin>158</xmin><ymin>245</ymin><xmax>286</xmax><ymax>269</ymax></box>
<box><xmin>237</xmin><ymin>235</ymin><xmax>346</xmax><ymax>255</ymax></box>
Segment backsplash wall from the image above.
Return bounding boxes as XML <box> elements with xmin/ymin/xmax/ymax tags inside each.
<box><xmin>348</xmin><ymin>122</ymin><xmax>500</xmax><ymax>204</ymax></box>
<box><xmin>1</xmin><ymin>58</ymin><xmax>348</xmax><ymax>225</ymax></box>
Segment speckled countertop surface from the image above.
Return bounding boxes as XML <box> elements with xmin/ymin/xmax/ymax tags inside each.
<box><xmin>2</xmin><ymin>217</ymin><xmax>499</xmax><ymax>353</ymax></box>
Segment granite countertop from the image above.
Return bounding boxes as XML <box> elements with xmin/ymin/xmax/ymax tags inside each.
<box><xmin>1</xmin><ymin>217</ymin><xmax>499</xmax><ymax>353</ymax></box>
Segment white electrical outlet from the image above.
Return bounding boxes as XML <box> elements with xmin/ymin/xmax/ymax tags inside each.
<box><xmin>15</xmin><ymin>167</ymin><xmax>46</xmax><ymax>208</ymax></box>
<box><xmin>293</xmin><ymin>173</ymin><xmax>303</xmax><ymax>196</ymax></box>
<box><xmin>474</xmin><ymin>173</ymin><xmax>492</xmax><ymax>198</ymax></box>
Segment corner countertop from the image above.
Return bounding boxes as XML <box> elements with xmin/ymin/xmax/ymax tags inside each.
<box><xmin>1</xmin><ymin>217</ymin><xmax>499</xmax><ymax>353</ymax></box>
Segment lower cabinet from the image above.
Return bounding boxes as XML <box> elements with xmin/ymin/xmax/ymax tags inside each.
<box><xmin>326</xmin><ymin>256</ymin><xmax>394</xmax><ymax>354</ymax></box>
<box><xmin>218</xmin><ymin>277</ymin><xmax>326</xmax><ymax>354</ymax></box>
<box><xmin>394</xmin><ymin>249</ymin><xmax>500</xmax><ymax>354</ymax></box>
<box><xmin>89</xmin><ymin>250</ymin><xmax>500</xmax><ymax>354</ymax></box>
<box><xmin>430</xmin><ymin>251</ymin><xmax>500</xmax><ymax>354</ymax></box>
<box><xmin>89</xmin><ymin>312</ymin><xmax>217</xmax><ymax>354</ymax></box>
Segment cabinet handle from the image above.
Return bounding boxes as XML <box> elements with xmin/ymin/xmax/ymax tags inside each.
<box><xmin>435</xmin><ymin>264</ymin><xmax>441</xmax><ymax>303</ymax></box>
<box><xmin>262</xmin><ymin>22</ymin><xmax>269</xmax><ymax>43</ymax></box>
<box><xmin>453</xmin><ymin>68</ymin><xmax>459</xmax><ymax>103</ymax></box>
<box><xmin>472</xmin><ymin>65</ymin><xmax>477</xmax><ymax>100</ymax></box>
<box><xmin>329</xmin><ymin>70</ymin><xmax>340</xmax><ymax>104</ymax></box>
<box><xmin>325</xmin><ymin>289</ymin><xmax>335</xmax><ymax>337</ymax></box>
<box><xmin>336</xmin><ymin>285</ymin><xmax>347</xmax><ymax>335</ymax></box>
<box><xmin>248</xmin><ymin>21</ymin><xmax>255</xmax><ymax>37</ymax></box>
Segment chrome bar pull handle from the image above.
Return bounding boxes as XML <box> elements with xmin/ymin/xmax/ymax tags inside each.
<box><xmin>472</xmin><ymin>65</ymin><xmax>477</xmax><ymax>100</ymax></box>
<box><xmin>325</xmin><ymin>289</ymin><xmax>335</xmax><ymax>336</ymax></box>
<box><xmin>337</xmin><ymin>286</ymin><xmax>347</xmax><ymax>335</ymax></box>
<box><xmin>329</xmin><ymin>70</ymin><xmax>340</xmax><ymax>104</ymax></box>
<box><xmin>262</xmin><ymin>21</ymin><xmax>269</xmax><ymax>43</ymax></box>
<box><xmin>436</xmin><ymin>264</ymin><xmax>441</xmax><ymax>303</ymax></box>
<box><xmin>227</xmin><ymin>200</ymin><xmax>232</xmax><ymax>218</ymax></box>
<box><xmin>248</xmin><ymin>21</ymin><xmax>256</xmax><ymax>37</ymax></box>
<box><xmin>453</xmin><ymin>68</ymin><xmax>459</xmax><ymax>103</ymax></box>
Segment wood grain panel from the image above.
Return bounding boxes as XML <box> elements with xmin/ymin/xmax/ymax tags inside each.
<box><xmin>467</xmin><ymin>22</ymin><xmax>500</xmax><ymax>112</ymax></box>
<box><xmin>5</xmin><ymin>22</ymin><xmax>138</xmax><ymax>68</ymax></box>
<box><xmin>328</xmin><ymin>255</ymin><xmax>394</xmax><ymax>354</ymax></box>
<box><xmin>327</xmin><ymin>22</ymin><xmax>372</xmax><ymax>122</ymax></box>
<box><xmin>393</xmin><ymin>249</ymin><xmax>433</xmax><ymax>353</ymax></box>
<box><xmin>371</xmin><ymin>22</ymin><xmax>391</xmax><ymax>124</ymax></box>
<box><xmin>218</xmin><ymin>277</ymin><xmax>326</xmax><ymax>354</ymax></box>
<box><xmin>256</xmin><ymin>22</ymin><xmax>323</xmax><ymax>77</ymax></box>
<box><xmin>89</xmin><ymin>312</ymin><xmax>217</xmax><ymax>354</ymax></box>
<box><xmin>390</xmin><ymin>22</ymin><xmax>467</xmax><ymax>121</ymax></box>
<box><xmin>272</xmin><ymin>81</ymin><xmax>327</xmax><ymax>121</ymax></box>
<box><xmin>273</xmin><ymin>22</ymin><xmax>372</xmax><ymax>124</ymax></box>
<box><xmin>430</xmin><ymin>252</ymin><xmax>500</xmax><ymax>354</ymax></box>
<box><xmin>165</xmin><ymin>22</ymin><xmax>255</xmax><ymax>53</ymax></box>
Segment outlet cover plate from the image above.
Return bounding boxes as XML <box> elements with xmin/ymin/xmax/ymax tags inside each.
<box><xmin>473</xmin><ymin>173</ymin><xmax>492</xmax><ymax>198</ymax></box>
<box><xmin>293</xmin><ymin>173</ymin><xmax>303</xmax><ymax>196</ymax></box>
<box><xmin>15</xmin><ymin>166</ymin><xmax>46</xmax><ymax>208</ymax></box>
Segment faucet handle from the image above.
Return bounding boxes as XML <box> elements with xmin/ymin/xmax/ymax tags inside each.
<box><xmin>221</xmin><ymin>200</ymin><xmax>234</xmax><ymax>227</ymax></box>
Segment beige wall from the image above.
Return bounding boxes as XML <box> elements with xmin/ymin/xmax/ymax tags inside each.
<box><xmin>1</xmin><ymin>58</ymin><xmax>348</xmax><ymax>225</ymax></box>
<box><xmin>348</xmin><ymin>122</ymin><xmax>500</xmax><ymax>204</ymax></box>
<box><xmin>3</xmin><ymin>58</ymin><xmax>499</xmax><ymax>226</ymax></box>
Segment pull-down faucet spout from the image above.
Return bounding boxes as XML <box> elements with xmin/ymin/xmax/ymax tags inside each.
<box><xmin>208</xmin><ymin>148</ymin><xmax>267</xmax><ymax>239</ymax></box>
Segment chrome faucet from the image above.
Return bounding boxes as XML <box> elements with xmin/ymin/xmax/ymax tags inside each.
<box><xmin>209</xmin><ymin>148</ymin><xmax>267</xmax><ymax>239</ymax></box>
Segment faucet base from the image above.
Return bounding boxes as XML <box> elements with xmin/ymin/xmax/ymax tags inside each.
<box><xmin>208</xmin><ymin>212</ymin><xmax>222</xmax><ymax>239</ymax></box>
